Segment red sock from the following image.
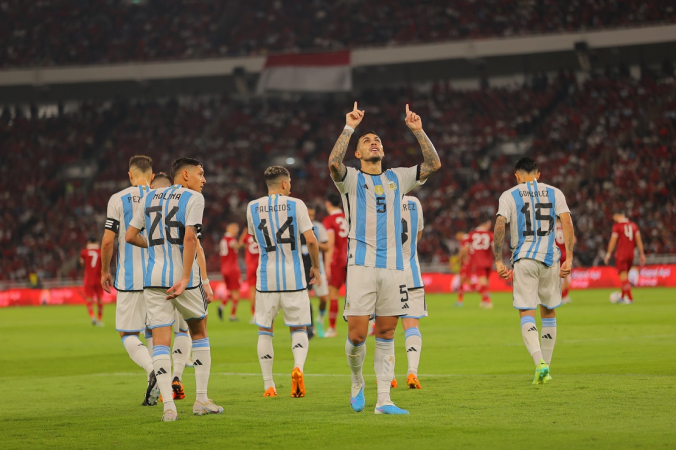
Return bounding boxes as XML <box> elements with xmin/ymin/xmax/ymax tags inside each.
<box><xmin>479</xmin><ymin>285</ymin><xmax>490</xmax><ymax>302</ymax></box>
<box><xmin>329</xmin><ymin>299</ymin><xmax>338</xmax><ymax>329</ymax></box>
<box><xmin>86</xmin><ymin>302</ymin><xmax>94</xmax><ymax>319</ymax></box>
<box><xmin>622</xmin><ymin>281</ymin><xmax>633</xmax><ymax>300</ymax></box>
<box><xmin>97</xmin><ymin>300</ymin><xmax>103</xmax><ymax>321</ymax></box>
<box><xmin>231</xmin><ymin>299</ymin><xmax>239</xmax><ymax>316</ymax></box>
<box><xmin>458</xmin><ymin>284</ymin><xmax>464</xmax><ymax>302</ymax></box>
<box><xmin>562</xmin><ymin>287</ymin><xmax>569</xmax><ymax>298</ymax></box>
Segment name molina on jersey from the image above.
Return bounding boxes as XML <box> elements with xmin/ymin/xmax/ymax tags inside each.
<box><xmin>153</xmin><ymin>191</ymin><xmax>182</xmax><ymax>201</ymax></box>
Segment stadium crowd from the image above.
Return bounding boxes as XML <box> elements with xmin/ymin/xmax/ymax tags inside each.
<box><xmin>2</xmin><ymin>0</ymin><xmax>675</xmax><ymax>68</ymax></box>
<box><xmin>0</xmin><ymin>71</ymin><xmax>674</xmax><ymax>282</ymax></box>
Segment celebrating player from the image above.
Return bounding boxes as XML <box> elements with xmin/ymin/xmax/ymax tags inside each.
<box><xmin>218</xmin><ymin>223</ymin><xmax>243</xmax><ymax>321</ymax></box>
<box><xmin>239</xmin><ymin>230</ymin><xmax>259</xmax><ymax>320</ymax></box>
<box><xmin>328</xmin><ymin>102</ymin><xmax>440</xmax><ymax>415</ymax></box>
<box><xmin>247</xmin><ymin>166</ymin><xmax>320</xmax><ymax>398</ymax></box>
<box><xmin>494</xmin><ymin>157</ymin><xmax>575</xmax><ymax>385</ymax></box>
<box><xmin>302</xmin><ymin>204</ymin><xmax>331</xmax><ymax>338</ymax></box>
<box><xmin>467</xmin><ymin>216</ymin><xmax>495</xmax><ymax>309</ymax></box>
<box><xmin>126</xmin><ymin>157</ymin><xmax>222</xmax><ymax>422</ymax></box>
<box><xmin>81</xmin><ymin>237</ymin><xmax>104</xmax><ymax>326</ymax></box>
<box><xmin>604</xmin><ymin>212</ymin><xmax>646</xmax><ymax>304</ymax></box>
<box><xmin>100</xmin><ymin>156</ymin><xmax>158</xmax><ymax>406</ymax></box>
<box><xmin>398</xmin><ymin>195</ymin><xmax>426</xmax><ymax>390</ymax></box>
<box><xmin>322</xmin><ymin>193</ymin><xmax>348</xmax><ymax>337</ymax></box>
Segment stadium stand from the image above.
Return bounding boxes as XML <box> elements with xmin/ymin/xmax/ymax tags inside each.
<box><xmin>0</xmin><ymin>71</ymin><xmax>674</xmax><ymax>282</ymax></box>
<box><xmin>1</xmin><ymin>0</ymin><xmax>675</xmax><ymax>68</ymax></box>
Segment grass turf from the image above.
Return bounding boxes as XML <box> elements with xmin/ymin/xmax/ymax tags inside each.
<box><xmin>0</xmin><ymin>287</ymin><xmax>674</xmax><ymax>449</ymax></box>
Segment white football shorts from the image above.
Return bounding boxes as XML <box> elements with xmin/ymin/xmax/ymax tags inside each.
<box><xmin>512</xmin><ymin>258</ymin><xmax>562</xmax><ymax>310</ymax></box>
<box><xmin>144</xmin><ymin>285</ymin><xmax>208</xmax><ymax>329</ymax></box>
<box><xmin>255</xmin><ymin>290</ymin><xmax>312</xmax><ymax>329</ymax></box>
<box><xmin>401</xmin><ymin>287</ymin><xmax>427</xmax><ymax>319</ymax></box>
<box><xmin>115</xmin><ymin>290</ymin><xmax>147</xmax><ymax>333</ymax></box>
<box><xmin>344</xmin><ymin>265</ymin><xmax>410</xmax><ymax>318</ymax></box>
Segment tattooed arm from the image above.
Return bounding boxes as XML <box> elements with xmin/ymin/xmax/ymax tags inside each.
<box><xmin>405</xmin><ymin>104</ymin><xmax>441</xmax><ymax>182</ymax></box>
<box><xmin>493</xmin><ymin>215</ymin><xmax>511</xmax><ymax>279</ymax></box>
<box><xmin>329</xmin><ymin>102</ymin><xmax>364</xmax><ymax>182</ymax></box>
<box><xmin>559</xmin><ymin>212</ymin><xmax>575</xmax><ymax>278</ymax></box>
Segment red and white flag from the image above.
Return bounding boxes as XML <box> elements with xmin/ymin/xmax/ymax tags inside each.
<box><xmin>256</xmin><ymin>51</ymin><xmax>351</xmax><ymax>93</ymax></box>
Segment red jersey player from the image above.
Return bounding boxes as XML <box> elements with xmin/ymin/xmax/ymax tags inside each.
<box><xmin>239</xmin><ymin>230</ymin><xmax>259</xmax><ymax>321</ymax></box>
<box><xmin>454</xmin><ymin>232</ymin><xmax>472</xmax><ymax>307</ymax></box>
<box><xmin>604</xmin><ymin>212</ymin><xmax>646</xmax><ymax>304</ymax></box>
<box><xmin>555</xmin><ymin>222</ymin><xmax>574</xmax><ymax>304</ymax></box>
<box><xmin>322</xmin><ymin>193</ymin><xmax>348</xmax><ymax>337</ymax></box>
<box><xmin>467</xmin><ymin>216</ymin><xmax>494</xmax><ymax>309</ymax></box>
<box><xmin>80</xmin><ymin>236</ymin><xmax>104</xmax><ymax>326</ymax></box>
<box><xmin>218</xmin><ymin>223</ymin><xmax>243</xmax><ymax>321</ymax></box>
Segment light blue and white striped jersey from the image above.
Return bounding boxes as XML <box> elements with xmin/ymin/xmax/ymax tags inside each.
<box><xmin>496</xmin><ymin>180</ymin><xmax>570</xmax><ymax>267</ymax></box>
<box><xmin>401</xmin><ymin>196</ymin><xmax>425</xmax><ymax>288</ymax></box>
<box><xmin>129</xmin><ymin>185</ymin><xmax>205</xmax><ymax>289</ymax></box>
<box><xmin>105</xmin><ymin>185</ymin><xmax>150</xmax><ymax>291</ymax></box>
<box><xmin>247</xmin><ymin>194</ymin><xmax>314</xmax><ymax>292</ymax></box>
<box><xmin>302</xmin><ymin>221</ymin><xmax>328</xmax><ymax>275</ymax></box>
<box><xmin>334</xmin><ymin>166</ymin><xmax>423</xmax><ymax>270</ymax></box>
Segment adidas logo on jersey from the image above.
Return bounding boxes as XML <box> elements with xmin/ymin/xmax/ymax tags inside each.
<box><xmin>406</xmin><ymin>347</ymin><xmax>417</xmax><ymax>353</ymax></box>
<box><xmin>401</xmin><ymin>303</ymin><xmax>410</xmax><ymax>310</ymax></box>
<box><xmin>292</xmin><ymin>343</ymin><xmax>304</xmax><ymax>349</ymax></box>
<box><xmin>156</xmin><ymin>368</ymin><xmax>168</xmax><ymax>376</ymax></box>
<box><xmin>260</xmin><ymin>354</ymin><xmax>273</xmax><ymax>360</ymax></box>
<box><xmin>542</xmin><ymin>333</ymin><xmax>553</xmax><ymax>339</ymax></box>
<box><xmin>528</xmin><ymin>326</ymin><xmax>537</xmax><ymax>332</ymax></box>
<box><xmin>193</xmin><ymin>359</ymin><xmax>203</xmax><ymax>366</ymax></box>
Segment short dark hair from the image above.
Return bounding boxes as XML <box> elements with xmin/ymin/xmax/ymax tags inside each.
<box><xmin>264</xmin><ymin>166</ymin><xmax>290</xmax><ymax>187</ymax></box>
<box><xmin>171</xmin><ymin>157</ymin><xmax>202</xmax><ymax>180</ymax></box>
<box><xmin>356</xmin><ymin>130</ymin><xmax>381</xmax><ymax>150</ymax></box>
<box><xmin>327</xmin><ymin>192</ymin><xmax>341</xmax><ymax>207</ymax></box>
<box><xmin>151</xmin><ymin>172</ymin><xmax>172</xmax><ymax>188</ymax></box>
<box><xmin>129</xmin><ymin>155</ymin><xmax>153</xmax><ymax>173</ymax></box>
<box><xmin>514</xmin><ymin>157</ymin><xmax>538</xmax><ymax>174</ymax></box>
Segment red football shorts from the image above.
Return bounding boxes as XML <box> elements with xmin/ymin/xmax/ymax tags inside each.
<box><xmin>329</xmin><ymin>262</ymin><xmax>347</xmax><ymax>289</ymax></box>
<box><xmin>460</xmin><ymin>264</ymin><xmax>472</xmax><ymax>278</ymax></box>
<box><xmin>615</xmin><ymin>258</ymin><xmax>633</xmax><ymax>273</ymax></box>
<box><xmin>472</xmin><ymin>267</ymin><xmax>492</xmax><ymax>279</ymax></box>
<box><xmin>221</xmin><ymin>269</ymin><xmax>241</xmax><ymax>291</ymax></box>
<box><xmin>246</xmin><ymin>265</ymin><xmax>257</xmax><ymax>289</ymax></box>
<box><xmin>84</xmin><ymin>282</ymin><xmax>103</xmax><ymax>299</ymax></box>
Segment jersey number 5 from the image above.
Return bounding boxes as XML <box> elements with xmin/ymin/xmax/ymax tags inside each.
<box><xmin>258</xmin><ymin>218</ymin><xmax>296</xmax><ymax>252</ymax></box>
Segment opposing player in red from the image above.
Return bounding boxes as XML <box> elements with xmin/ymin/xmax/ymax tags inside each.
<box><xmin>556</xmin><ymin>221</ymin><xmax>573</xmax><ymax>304</ymax></box>
<box><xmin>454</xmin><ymin>231</ymin><xmax>472</xmax><ymax>307</ymax></box>
<box><xmin>239</xmin><ymin>230</ymin><xmax>259</xmax><ymax>321</ymax></box>
<box><xmin>218</xmin><ymin>223</ymin><xmax>243</xmax><ymax>321</ymax></box>
<box><xmin>81</xmin><ymin>236</ymin><xmax>104</xmax><ymax>326</ymax></box>
<box><xmin>322</xmin><ymin>193</ymin><xmax>348</xmax><ymax>338</ymax></box>
<box><xmin>604</xmin><ymin>212</ymin><xmax>646</xmax><ymax>304</ymax></box>
<box><xmin>467</xmin><ymin>216</ymin><xmax>494</xmax><ymax>309</ymax></box>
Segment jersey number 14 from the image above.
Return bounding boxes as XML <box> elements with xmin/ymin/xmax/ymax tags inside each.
<box><xmin>258</xmin><ymin>218</ymin><xmax>296</xmax><ymax>252</ymax></box>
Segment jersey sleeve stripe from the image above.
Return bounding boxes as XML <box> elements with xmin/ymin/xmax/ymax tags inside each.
<box><xmin>355</xmin><ymin>172</ymin><xmax>367</xmax><ymax>265</ymax></box>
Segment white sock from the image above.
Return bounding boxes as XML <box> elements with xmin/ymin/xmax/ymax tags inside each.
<box><xmin>404</xmin><ymin>327</ymin><xmax>422</xmax><ymax>375</ymax></box>
<box><xmin>122</xmin><ymin>335</ymin><xmax>154</xmax><ymax>377</ymax></box>
<box><xmin>144</xmin><ymin>329</ymin><xmax>153</xmax><ymax>359</ymax></box>
<box><xmin>541</xmin><ymin>318</ymin><xmax>557</xmax><ymax>366</ymax></box>
<box><xmin>291</xmin><ymin>330</ymin><xmax>309</xmax><ymax>372</ymax></box>
<box><xmin>152</xmin><ymin>346</ymin><xmax>174</xmax><ymax>412</ymax></box>
<box><xmin>520</xmin><ymin>316</ymin><xmax>542</xmax><ymax>365</ymax></box>
<box><xmin>172</xmin><ymin>332</ymin><xmax>191</xmax><ymax>381</ymax></box>
<box><xmin>345</xmin><ymin>338</ymin><xmax>366</xmax><ymax>393</ymax></box>
<box><xmin>191</xmin><ymin>338</ymin><xmax>211</xmax><ymax>403</ymax></box>
<box><xmin>257</xmin><ymin>331</ymin><xmax>275</xmax><ymax>390</ymax></box>
<box><xmin>374</xmin><ymin>338</ymin><xmax>395</xmax><ymax>406</ymax></box>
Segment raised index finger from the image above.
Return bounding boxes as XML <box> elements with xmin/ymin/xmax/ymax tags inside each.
<box><xmin>353</xmin><ymin>101</ymin><xmax>358</xmax><ymax>111</ymax></box>
<box><xmin>406</xmin><ymin>103</ymin><xmax>410</xmax><ymax>115</ymax></box>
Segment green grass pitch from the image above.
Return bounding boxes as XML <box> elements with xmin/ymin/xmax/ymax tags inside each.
<box><xmin>1</xmin><ymin>288</ymin><xmax>675</xmax><ymax>449</ymax></box>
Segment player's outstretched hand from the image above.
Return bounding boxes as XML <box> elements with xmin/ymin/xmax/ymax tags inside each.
<box><xmin>346</xmin><ymin>102</ymin><xmax>365</xmax><ymax>129</ymax></box>
<box><xmin>202</xmin><ymin>281</ymin><xmax>214</xmax><ymax>304</ymax></box>
<box><xmin>405</xmin><ymin>104</ymin><xmax>423</xmax><ymax>131</ymax></box>
<box><xmin>308</xmin><ymin>266</ymin><xmax>321</xmax><ymax>286</ymax></box>
<box><xmin>166</xmin><ymin>278</ymin><xmax>189</xmax><ymax>300</ymax></box>
<box><xmin>495</xmin><ymin>260</ymin><xmax>512</xmax><ymax>280</ymax></box>
<box><xmin>559</xmin><ymin>259</ymin><xmax>572</xmax><ymax>278</ymax></box>
<box><xmin>101</xmin><ymin>272</ymin><xmax>113</xmax><ymax>294</ymax></box>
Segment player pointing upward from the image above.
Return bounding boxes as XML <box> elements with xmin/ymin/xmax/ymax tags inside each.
<box><xmin>494</xmin><ymin>157</ymin><xmax>575</xmax><ymax>385</ymax></box>
<box><xmin>328</xmin><ymin>102</ymin><xmax>440</xmax><ymax>415</ymax></box>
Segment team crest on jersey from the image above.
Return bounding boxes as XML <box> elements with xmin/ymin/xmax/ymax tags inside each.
<box><xmin>387</xmin><ymin>180</ymin><xmax>397</xmax><ymax>191</ymax></box>
<box><xmin>374</xmin><ymin>185</ymin><xmax>384</xmax><ymax>196</ymax></box>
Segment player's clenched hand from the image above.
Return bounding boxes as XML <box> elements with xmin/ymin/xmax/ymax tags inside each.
<box><xmin>559</xmin><ymin>259</ymin><xmax>572</xmax><ymax>278</ymax></box>
<box><xmin>166</xmin><ymin>278</ymin><xmax>189</xmax><ymax>300</ymax></box>
<box><xmin>495</xmin><ymin>260</ymin><xmax>512</xmax><ymax>280</ymax></box>
<box><xmin>308</xmin><ymin>266</ymin><xmax>321</xmax><ymax>286</ymax></box>
<box><xmin>346</xmin><ymin>102</ymin><xmax>364</xmax><ymax>128</ymax></box>
<box><xmin>202</xmin><ymin>282</ymin><xmax>214</xmax><ymax>304</ymax></box>
<box><xmin>404</xmin><ymin>104</ymin><xmax>423</xmax><ymax>131</ymax></box>
<box><xmin>101</xmin><ymin>272</ymin><xmax>113</xmax><ymax>294</ymax></box>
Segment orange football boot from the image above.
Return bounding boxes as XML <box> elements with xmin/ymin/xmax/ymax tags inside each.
<box><xmin>263</xmin><ymin>387</ymin><xmax>277</xmax><ymax>397</ymax></box>
<box><xmin>390</xmin><ymin>378</ymin><xmax>398</xmax><ymax>388</ymax></box>
<box><xmin>407</xmin><ymin>373</ymin><xmax>422</xmax><ymax>389</ymax></box>
<box><xmin>172</xmin><ymin>377</ymin><xmax>185</xmax><ymax>400</ymax></box>
<box><xmin>291</xmin><ymin>367</ymin><xmax>306</xmax><ymax>398</ymax></box>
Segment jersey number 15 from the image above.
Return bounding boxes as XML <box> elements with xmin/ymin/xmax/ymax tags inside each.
<box><xmin>520</xmin><ymin>203</ymin><xmax>553</xmax><ymax>237</ymax></box>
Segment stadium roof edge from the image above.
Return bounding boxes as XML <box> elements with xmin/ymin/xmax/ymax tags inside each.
<box><xmin>0</xmin><ymin>24</ymin><xmax>674</xmax><ymax>87</ymax></box>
